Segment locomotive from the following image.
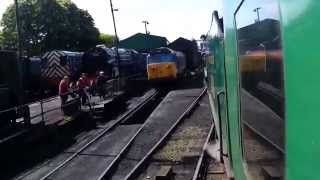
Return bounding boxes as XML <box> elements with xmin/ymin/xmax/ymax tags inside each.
<box><xmin>41</xmin><ymin>50</ymin><xmax>83</xmax><ymax>89</ymax></box>
<box><xmin>82</xmin><ymin>46</ymin><xmax>147</xmax><ymax>81</ymax></box>
<box><xmin>147</xmin><ymin>47</ymin><xmax>186</xmax><ymax>80</ymax></box>
<box><xmin>205</xmin><ymin>0</ymin><xmax>319</xmax><ymax>180</ymax></box>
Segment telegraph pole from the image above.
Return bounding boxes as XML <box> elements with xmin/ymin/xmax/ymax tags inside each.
<box><xmin>14</xmin><ymin>0</ymin><xmax>23</xmax><ymax>57</ymax></box>
<box><xmin>14</xmin><ymin>0</ymin><xmax>24</xmax><ymax>105</ymax></box>
<box><xmin>253</xmin><ymin>7</ymin><xmax>262</xmax><ymax>22</ymax></box>
<box><xmin>142</xmin><ymin>20</ymin><xmax>149</xmax><ymax>35</ymax></box>
<box><xmin>142</xmin><ymin>20</ymin><xmax>149</xmax><ymax>51</ymax></box>
<box><xmin>109</xmin><ymin>0</ymin><xmax>121</xmax><ymax>79</ymax></box>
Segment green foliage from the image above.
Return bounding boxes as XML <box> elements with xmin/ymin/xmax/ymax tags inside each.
<box><xmin>0</xmin><ymin>31</ymin><xmax>4</xmax><ymax>49</ymax></box>
<box><xmin>0</xmin><ymin>0</ymin><xmax>100</xmax><ymax>55</ymax></box>
<box><xmin>98</xmin><ymin>33</ymin><xmax>115</xmax><ymax>47</ymax></box>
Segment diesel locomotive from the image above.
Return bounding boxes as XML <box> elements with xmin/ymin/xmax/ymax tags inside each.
<box><xmin>205</xmin><ymin>0</ymin><xmax>319</xmax><ymax>180</ymax></box>
<box><xmin>147</xmin><ymin>47</ymin><xmax>186</xmax><ymax>80</ymax></box>
<box><xmin>41</xmin><ymin>50</ymin><xmax>83</xmax><ymax>88</ymax></box>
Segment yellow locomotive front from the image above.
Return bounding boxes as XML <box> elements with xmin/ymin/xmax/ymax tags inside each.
<box><xmin>147</xmin><ymin>62</ymin><xmax>177</xmax><ymax>80</ymax></box>
<box><xmin>147</xmin><ymin>48</ymin><xmax>186</xmax><ymax>81</ymax></box>
<box><xmin>147</xmin><ymin>48</ymin><xmax>178</xmax><ymax>80</ymax></box>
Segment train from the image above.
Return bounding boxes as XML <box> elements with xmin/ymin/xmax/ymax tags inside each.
<box><xmin>82</xmin><ymin>46</ymin><xmax>147</xmax><ymax>81</ymax></box>
<box><xmin>205</xmin><ymin>1</ymin><xmax>319</xmax><ymax>180</ymax></box>
<box><xmin>0</xmin><ymin>46</ymin><xmax>148</xmax><ymax>103</ymax></box>
<box><xmin>168</xmin><ymin>37</ymin><xmax>201</xmax><ymax>71</ymax></box>
<box><xmin>146</xmin><ymin>37</ymin><xmax>202</xmax><ymax>81</ymax></box>
<box><xmin>0</xmin><ymin>47</ymin><xmax>147</xmax><ymax>136</ymax></box>
<box><xmin>41</xmin><ymin>50</ymin><xmax>83</xmax><ymax>88</ymax></box>
<box><xmin>0</xmin><ymin>37</ymin><xmax>199</xmax><ymax>131</ymax></box>
<box><xmin>147</xmin><ymin>47</ymin><xmax>186</xmax><ymax>80</ymax></box>
<box><xmin>19</xmin><ymin>47</ymin><xmax>146</xmax><ymax>93</ymax></box>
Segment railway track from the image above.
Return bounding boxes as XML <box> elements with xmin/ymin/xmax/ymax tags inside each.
<box><xmin>243</xmin><ymin>122</ymin><xmax>284</xmax><ymax>154</ymax></box>
<box><xmin>17</xmin><ymin>88</ymin><xmax>207</xmax><ymax>180</ymax></box>
<box><xmin>191</xmin><ymin>122</ymin><xmax>215</xmax><ymax>180</ymax></box>
<box><xmin>30</xmin><ymin>89</ymin><xmax>160</xmax><ymax>180</ymax></box>
<box><xmin>100</xmin><ymin>88</ymin><xmax>207</xmax><ymax>180</ymax></box>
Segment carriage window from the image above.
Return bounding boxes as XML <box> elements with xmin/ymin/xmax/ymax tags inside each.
<box><xmin>236</xmin><ymin>0</ymin><xmax>284</xmax><ymax>179</ymax></box>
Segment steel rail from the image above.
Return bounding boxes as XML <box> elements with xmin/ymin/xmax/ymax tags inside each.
<box><xmin>123</xmin><ymin>88</ymin><xmax>207</xmax><ymax>180</ymax></box>
<box><xmin>96</xmin><ymin>113</ymin><xmax>150</xmax><ymax>180</ymax></box>
<box><xmin>39</xmin><ymin>89</ymin><xmax>159</xmax><ymax>180</ymax></box>
<box><xmin>192</xmin><ymin>120</ymin><xmax>215</xmax><ymax>180</ymax></box>
<box><xmin>97</xmin><ymin>89</ymin><xmax>163</xmax><ymax>179</ymax></box>
<box><xmin>243</xmin><ymin>121</ymin><xmax>284</xmax><ymax>153</ymax></box>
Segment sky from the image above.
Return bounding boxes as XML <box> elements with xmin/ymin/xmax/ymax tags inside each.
<box><xmin>236</xmin><ymin>0</ymin><xmax>280</xmax><ymax>28</ymax></box>
<box><xmin>0</xmin><ymin>0</ymin><xmax>223</xmax><ymax>41</ymax></box>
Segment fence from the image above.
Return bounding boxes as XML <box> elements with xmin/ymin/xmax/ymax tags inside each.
<box><xmin>0</xmin><ymin>90</ymin><xmax>81</xmax><ymax>134</ymax></box>
<box><xmin>0</xmin><ymin>74</ymin><xmax>140</xmax><ymax>137</ymax></box>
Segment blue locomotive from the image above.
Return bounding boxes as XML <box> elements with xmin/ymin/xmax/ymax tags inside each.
<box><xmin>147</xmin><ymin>47</ymin><xmax>186</xmax><ymax>80</ymax></box>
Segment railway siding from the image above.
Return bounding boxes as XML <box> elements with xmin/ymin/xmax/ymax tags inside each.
<box><xmin>49</xmin><ymin>125</ymin><xmax>141</xmax><ymax>180</ymax></box>
<box><xmin>106</xmin><ymin>88</ymin><xmax>205</xmax><ymax>180</ymax></box>
<box><xmin>11</xmin><ymin>89</ymin><xmax>158</xmax><ymax>180</ymax></box>
<box><xmin>135</xmin><ymin>94</ymin><xmax>212</xmax><ymax>180</ymax></box>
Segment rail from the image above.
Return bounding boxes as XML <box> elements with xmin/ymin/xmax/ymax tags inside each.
<box><xmin>39</xmin><ymin>89</ymin><xmax>159</xmax><ymax>180</ymax></box>
<box><xmin>123</xmin><ymin>88</ymin><xmax>207</xmax><ymax>180</ymax></box>
<box><xmin>192</xmin><ymin>120</ymin><xmax>215</xmax><ymax>180</ymax></box>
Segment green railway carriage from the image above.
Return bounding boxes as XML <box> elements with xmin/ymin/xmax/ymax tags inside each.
<box><xmin>206</xmin><ymin>0</ymin><xmax>320</xmax><ymax>179</ymax></box>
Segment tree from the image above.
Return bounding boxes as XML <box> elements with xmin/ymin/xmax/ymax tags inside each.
<box><xmin>0</xmin><ymin>31</ymin><xmax>4</xmax><ymax>49</ymax></box>
<box><xmin>98</xmin><ymin>33</ymin><xmax>115</xmax><ymax>47</ymax></box>
<box><xmin>0</xmin><ymin>0</ymin><xmax>100</xmax><ymax>55</ymax></box>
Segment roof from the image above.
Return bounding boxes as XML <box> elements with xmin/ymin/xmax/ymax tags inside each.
<box><xmin>119</xmin><ymin>33</ymin><xmax>168</xmax><ymax>51</ymax></box>
<box><xmin>168</xmin><ymin>37</ymin><xmax>198</xmax><ymax>51</ymax></box>
<box><xmin>168</xmin><ymin>37</ymin><xmax>201</xmax><ymax>69</ymax></box>
<box><xmin>237</xmin><ymin>19</ymin><xmax>281</xmax><ymax>51</ymax></box>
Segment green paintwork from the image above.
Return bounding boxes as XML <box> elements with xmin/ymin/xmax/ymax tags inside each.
<box><xmin>207</xmin><ymin>37</ymin><xmax>231</xmax><ymax>158</ymax></box>
<box><xmin>119</xmin><ymin>33</ymin><xmax>168</xmax><ymax>51</ymax></box>
<box><xmin>221</xmin><ymin>0</ymin><xmax>246</xmax><ymax>179</ymax></box>
<box><xmin>207</xmin><ymin>0</ymin><xmax>320</xmax><ymax>180</ymax></box>
<box><xmin>279</xmin><ymin>0</ymin><xmax>320</xmax><ymax>179</ymax></box>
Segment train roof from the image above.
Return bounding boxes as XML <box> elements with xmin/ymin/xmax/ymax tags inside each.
<box><xmin>84</xmin><ymin>46</ymin><xmax>138</xmax><ymax>57</ymax></box>
<box><xmin>60</xmin><ymin>51</ymin><xmax>83</xmax><ymax>56</ymax></box>
<box><xmin>150</xmin><ymin>47</ymin><xmax>175</xmax><ymax>55</ymax></box>
<box><xmin>42</xmin><ymin>50</ymin><xmax>83</xmax><ymax>58</ymax></box>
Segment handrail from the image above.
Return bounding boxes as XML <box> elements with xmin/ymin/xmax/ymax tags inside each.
<box><xmin>0</xmin><ymin>89</ymin><xmax>80</xmax><ymax>124</ymax></box>
<box><xmin>0</xmin><ymin>75</ymin><xmax>133</xmax><ymax>125</ymax></box>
